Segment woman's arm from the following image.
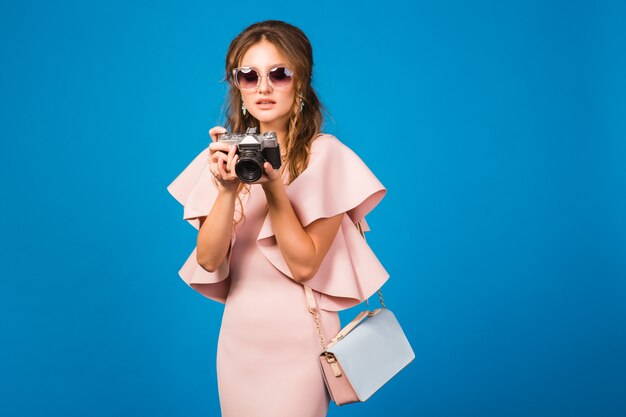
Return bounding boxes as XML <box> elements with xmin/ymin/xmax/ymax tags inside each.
<box><xmin>196</xmin><ymin>187</ymin><xmax>237</xmax><ymax>272</ymax></box>
<box><xmin>196</xmin><ymin>126</ymin><xmax>241</xmax><ymax>272</ymax></box>
<box><xmin>199</xmin><ymin>126</ymin><xmax>343</xmax><ymax>280</ymax></box>
<box><xmin>262</xmin><ymin>178</ymin><xmax>344</xmax><ymax>283</ymax></box>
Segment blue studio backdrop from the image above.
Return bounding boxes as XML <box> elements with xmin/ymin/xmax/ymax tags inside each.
<box><xmin>1</xmin><ymin>1</ymin><xmax>625</xmax><ymax>416</ymax></box>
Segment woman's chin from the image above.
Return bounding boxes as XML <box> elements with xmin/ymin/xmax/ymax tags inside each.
<box><xmin>250</xmin><ymin>112</ymin><xmax>289</xmax><ymax>127</ymax></box>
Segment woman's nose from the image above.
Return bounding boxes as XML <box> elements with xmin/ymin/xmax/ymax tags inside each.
<box><xmin>257</xmin><ymin>75</ymin><xmax>272</xmax><ymax>93</ymax></box>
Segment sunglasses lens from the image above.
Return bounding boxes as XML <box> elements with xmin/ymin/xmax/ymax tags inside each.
<box><xmin>236</xmin><ymin>68</ymin><xmax>259</xmax><ymax>89</ymax></box>
<box><xmin>269</xmin><ymin>67</ymin><xmax>293</xmax><ymax>88</ymax></box>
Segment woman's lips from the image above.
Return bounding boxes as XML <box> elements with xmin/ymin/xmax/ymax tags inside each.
<box><xmin>256</xmin><ymin>101</ymin><xmax>276</xmax><ymax>110</ymax></box>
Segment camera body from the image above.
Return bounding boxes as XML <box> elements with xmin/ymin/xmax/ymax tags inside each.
<box><xmin>217</xmin><ymin>128</ymin><xmax>282</xmax><ymax>183</ymax></box>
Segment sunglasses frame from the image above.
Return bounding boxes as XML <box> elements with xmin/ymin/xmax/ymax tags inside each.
<box><xmin>231</xmin><ymin>66</ymin><xmax>294</xmax><ymax>91</ymax></box>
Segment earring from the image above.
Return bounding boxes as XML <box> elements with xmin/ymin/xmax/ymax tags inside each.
<box><xmin>299</xmin><ymin>99</ymin><xmax>304</xmax><ymax>112</ymax></box>
<box><xmin>242</xmin><ymin>102</ymin><xmax>247</xmax><ymax>116</ymax></box>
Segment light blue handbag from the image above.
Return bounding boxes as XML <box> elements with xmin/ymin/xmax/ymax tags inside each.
<box><xmin>303</xmin><ymin>221</ymin><xmax>415</xmax><ymax>405</ymax></box>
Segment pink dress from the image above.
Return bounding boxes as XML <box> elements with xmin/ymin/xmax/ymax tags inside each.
<box><xmin>167</xmin><ymin>133</ymin><xmax>389</xmax><ymax>417</ymax></box>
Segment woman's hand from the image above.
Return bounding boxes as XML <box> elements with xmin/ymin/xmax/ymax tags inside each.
<box><xmin>253</xmin><ymin>162</ymin><xmax>283</xmax><ymax>187</ymax></box>
<box><xmin>208</xmin><ymin>126</ymin><xmax>240</xmax><ymax>192</ymax></box>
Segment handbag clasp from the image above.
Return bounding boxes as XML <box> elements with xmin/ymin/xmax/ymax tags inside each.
<box><xmin>324</xmin><ymin>353</ymin><xmax>343</xmax><ymax>377</ymax></box>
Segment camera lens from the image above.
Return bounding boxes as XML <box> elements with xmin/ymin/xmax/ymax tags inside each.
<box><xmin>235</xmin><ymin>150</ymin><xmax>265</xmax><ymax>182</ymax></box>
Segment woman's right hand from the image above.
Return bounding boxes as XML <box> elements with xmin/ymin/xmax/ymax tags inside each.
<box><xmin>208</xmin><ymin>126</ymin><xmax>240</xmax><ymax>192</ymax></box>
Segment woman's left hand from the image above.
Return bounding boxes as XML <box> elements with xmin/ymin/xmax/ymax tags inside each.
<box><xmin>252</xmin><ymin>162</ymin><xmax>282</xmax><ymax>186</ymax></box>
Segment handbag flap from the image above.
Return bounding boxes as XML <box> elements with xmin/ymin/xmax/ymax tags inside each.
<box><xmin>327</xmin><ymin>309</ymin><xmax>375</xmax><ymax>347</ymax></box>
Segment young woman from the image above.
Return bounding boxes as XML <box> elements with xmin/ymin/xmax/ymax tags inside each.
<box><xmin>167</xmin><ymin>20</ymin><xmax>389</xmax><ymax>417</ymax></box>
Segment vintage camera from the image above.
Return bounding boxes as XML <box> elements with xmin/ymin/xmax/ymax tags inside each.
<box><xmin>217</xmin><ymin>127</ymin><xmax>282</xmax><ymax>183</ymax></box>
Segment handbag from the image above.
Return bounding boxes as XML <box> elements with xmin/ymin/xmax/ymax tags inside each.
<box><xmin>303</xmin><ymin>220</ymin><xmax>415</xmax><ymax>406</ymax></box>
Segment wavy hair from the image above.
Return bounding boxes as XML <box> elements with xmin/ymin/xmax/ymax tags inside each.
<box><xmin>218</xmin><ymin>20</ymin><xmax>325</xmax><ymax>225</ymax></box>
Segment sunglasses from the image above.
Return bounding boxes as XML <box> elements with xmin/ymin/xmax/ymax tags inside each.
<box><xmin>231</xmin><ymin>66</ymin><xmax>294</xmax><ymax>91</ymax></box>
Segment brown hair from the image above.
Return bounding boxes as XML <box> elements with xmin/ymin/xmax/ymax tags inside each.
<box><xmin>219</xmin><ymin>20</ymin><xmax>325</xmax><ymax>225</ymax></box>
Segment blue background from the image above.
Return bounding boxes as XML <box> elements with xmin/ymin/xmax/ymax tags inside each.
<box><xmin>1</xmin><ymin>1</ymin><xmax>625</xmax><ymax>416</ymax></box>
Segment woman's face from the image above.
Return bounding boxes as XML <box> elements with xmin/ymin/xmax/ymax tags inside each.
<box><xmin>238</xmin><ymin>40</ymin><xmax>296</xmax><ymax>132</ymax></box>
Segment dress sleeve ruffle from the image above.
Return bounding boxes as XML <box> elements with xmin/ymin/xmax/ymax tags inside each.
<box><xmin>166</xmin><ymin>146</ymin><xmax>234</xmax><ymax>304</ymax></box>
<box><xmin>256</xmin><ymin>134</ymin><xmax>390</xmax><ymax>312</ymax></box>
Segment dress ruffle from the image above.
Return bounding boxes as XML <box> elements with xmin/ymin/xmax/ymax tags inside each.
<box><xmin>167</xmin><ymin>146</ymin><xmax>234</xmax><ymax>303</ymax></box>
<box><xmin>257</xmin><ymin>134</ymin><xmax>389</xmax><ymax>311</ymax></box>
<box><xmin>168</xmin><ymin>135</ymin><xmax>390</xmax><ymax>310</ymax></box>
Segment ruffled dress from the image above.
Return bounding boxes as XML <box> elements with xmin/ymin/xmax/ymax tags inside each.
<box><xmin>167</xmin><ymin>133</ymin><xmax>389</xmax><ymax>417</ymax></box>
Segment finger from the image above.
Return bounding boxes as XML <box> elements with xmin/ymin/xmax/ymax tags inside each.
<box><xmin>209</xmin><ymin>141</ymin><xmax>230</xmax><ymax>154</ymax></box>
<box><xmin>209</xmin><ymin>126</ymin><xmax>225</xmax><ymax>142</ymax></box>
<box><xmin>209</xmin><ymin>154</ymin><xmax>223</xmax><ymax>172</ymax></box>
<box><xmin>208</xmin><ymin>154</ymin><xmax>219</xmax><ymax>173</ymax></box>
<box><xmin>226</xmin><ymin>145</ymin><xmax>236</xmax><ymax>168</ymax></box>
<box><xmin>218</xmin><ymin>157</ymin><xmax>230</xmax><ymax>178</ymax></box>
<box><xmin>210</xmin><ymin>145</ymin><xmax>229</xmax><ymax>162</ymax></box>
<box><xmin>227</xmin><ymin>154</ymin><xmax>239</xmax><ymax>179</ymax></box>
<box><xmin>212</xmin><ymin>151</ymin><xmax>227</xmax><ymax>179</ymax></box>
<box><xmin>264</xmin><ymin>162</ymin><xmax>278</xmax><ymax>180</ymax></box>
<box><xmin>209</xmin><ymin>126</ymin><xmax>228</xmax><ymax>142</ymax></box>
<box><xmin>226</xmin><ymin>144</ymin><xmax>236</xmax><ymax>159</ymax></box>
<box><xmin>216</xmin><ymin>152</ymin><xmax>228</xmax><ymax>170</ymax></box>
<box><xmin>207</xmin><ymin>154</ymin><xmax>220</xmax><ymax>173</ymax></box>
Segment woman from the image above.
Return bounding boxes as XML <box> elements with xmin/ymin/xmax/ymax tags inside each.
<box><xmin>167</xmin><ymin>20</ymin><xmax>390</xmax><ymax>417</ymax></box>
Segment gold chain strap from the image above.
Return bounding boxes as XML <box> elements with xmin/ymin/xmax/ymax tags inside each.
<box><xmin>306</xmin><ymin>219</ymin><xmax>386</xmax><ymax>352</ymax></box>
<box><xmin>308</xmin><ymin>303</ymin><xmax>327</xmax><ymax>352</ymax></box>
<box><xmin>367</xmin><ymin>289</ymin><xmax>386</xmax><ymax>309</ymax></box>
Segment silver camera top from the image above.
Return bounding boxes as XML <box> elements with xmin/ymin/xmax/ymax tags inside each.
<box><xmin>218</xmin><ymin>128</ymin><xmax>278</xmax><ymax>148</ymax></box>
